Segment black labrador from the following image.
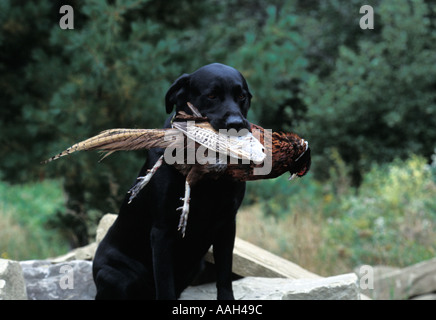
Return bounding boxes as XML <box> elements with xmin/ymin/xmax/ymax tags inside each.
<box><xmin>93</xmin><ymin>63</ymin><xmax>252</xmax><ymax>299</ymax></box>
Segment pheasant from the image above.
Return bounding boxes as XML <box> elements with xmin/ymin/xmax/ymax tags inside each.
<box><xmin>44</xmin><ymin>103</ymin><xmax>311</xmax><ymax>236</ymax></box>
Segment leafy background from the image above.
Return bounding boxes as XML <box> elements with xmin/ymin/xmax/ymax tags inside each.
<box><xmin>1</xmin><ymin>0</ymin><xmax>435</xmax><ymax>275</ymax></box>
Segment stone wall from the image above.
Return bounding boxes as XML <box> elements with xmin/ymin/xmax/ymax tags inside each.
<box><xmin>1</xmin><ymin>213</ymin><xmax>434</xmax><ymax>300</ymax></box>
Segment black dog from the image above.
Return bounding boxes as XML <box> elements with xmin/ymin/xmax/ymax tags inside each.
<box><xmin>93</xmin><ymin>63</ymin><xmax>252</xmax><ymax>299</ymax></box>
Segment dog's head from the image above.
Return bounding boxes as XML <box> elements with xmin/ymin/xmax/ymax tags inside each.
<box><xmin>165</xmin><ymin>63</ymin><xmax>252</xmax><ymax>131</ymax></box>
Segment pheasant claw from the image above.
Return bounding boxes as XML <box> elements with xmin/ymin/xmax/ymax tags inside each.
<box><xmin>128</xmin><ymin>155</ymin><xmax>164</xmax><ymax>203</ymax></box>
<box><xmin>177</xmin><ymin>181</ymin><xmax>191</xmax><ymax>237</ymax></box>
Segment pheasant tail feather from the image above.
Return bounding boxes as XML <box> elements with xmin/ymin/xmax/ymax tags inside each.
<box><xmin>43</xmin><ymin>128</ymin><xmax>179</xmax><ymax>163</ymax></box>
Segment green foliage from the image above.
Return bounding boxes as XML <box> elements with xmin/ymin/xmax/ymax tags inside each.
<box><xmin>296</xmin><ymin>0</ymin><xmax>382</xmax><ymax>76</ymax></box>
<box><xmin>1</xmin><ymin>0</ymin><xmax>436</xmax><ymax>249</ymax></box>
<box><xmin>298</xmin><ymin>0</ymin><xmax>436</xmax><ymax>182</ymax></box>
<box><xmin>244</xmin><ymin>173</ymin><xmax>324</xmax><ymax>218</ymax></box>
<box><xmin>0</xmin><ymin>178</ymin><xmax>69</xmax><ymax>260</ymax></box>
<box><xmin>243</xmin><ymin>154</ymin><xmax>436</xmax><ymax>274</ymax></box>
<box><xmin>323</xmin><ymin>155</ymin><xmax>436</xmax><ymax>268</ymax></box>
<box><xmin>1</xmin><ymin>0</ymin><xmax>217</xmax><ymax>245</ymax></box>
<box><xmin>223</xmin><ymin>3</ymin><xmax>309</xmax><ymax>128</ymax></box>
<box><xmin>1</xmin><ymin>0</ymin><xmax>311</xmax><ymax>245</ymax></box>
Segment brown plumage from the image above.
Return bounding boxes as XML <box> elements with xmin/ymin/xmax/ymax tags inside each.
<box><xmin>225</xmin><ymin>123</ymin><xmax>311</xmax><ymax>182</ymax></box>
<box><xmin>44</xmin><ymin>103</ymin><xmax>310</xmax><ymax>235</ymax></box>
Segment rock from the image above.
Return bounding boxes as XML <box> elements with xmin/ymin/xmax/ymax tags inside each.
<box><xmin>91</xmin><ymin>214</ymin><xmax>321</xmax><ymax>278</ymax></box>
<box><xmin>50</xmin><ymin>251</ymin><xmax>77</xmax><ymax>263</ymax></box>
<box><xmin>180</xmin><ymin>273</ymin><xmax>360</xmax><ymax>300</ymax></box>
<box><xmin>0</xmin><ymin>259</ymin><xmax>27</xmax><ymax>300</ymax></box>
<box><xmin>50</xmin><ymin>242</ymin><xmax>98</xmax><ymax>263</ymax></box>
<box><xmin>20</xmin><ymin>260</ymin><xmax>96</xmax><ymax>300</ymax></box>
<box><xmin>49</xmin><ymin>212</ymin><xmax>117</xmax><ymax>263</ymax></box>
<box><xmin>283</xmin><ymin>273</ymin><xmax>359</xmax><ymax>300</ymax></box>
<box><xmin>206</xmin><ymin>237</ymin><xmax>320</xmax><ymax>280</ymax></box>
<box><xmin>96</xmin><ymin>213</ymin><xmax>117</xmax><ymax>244</ymax></box>
<box><xmin>356</xmin><ymin>258</ymin><xmax>436</xmax><ymax>299</ymax></box>
<box><xmin>411</xmin><ymin>293</ymin><xmax>436</xmax><ymax>300</ymax></box>
<box><xmin>27</xmin><ymin>213</ymin><xmax>362</xmax><ymax>300</ymax></box>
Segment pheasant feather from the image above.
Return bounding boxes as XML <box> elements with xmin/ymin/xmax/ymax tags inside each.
<box><xmin>43</xmin><ymin>105</ymin><xmax>266</xmax><ymax>164</ymax></box>
<box><xmin>43</xmin><ymin>128</ymin><xmax>179</xmax><ymax>163</ymax></box>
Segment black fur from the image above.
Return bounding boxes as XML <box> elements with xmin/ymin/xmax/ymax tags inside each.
<box><xmin>93</xmin><ymin>63</ymin><xmax>252</xmax><ymax>299</ymax></box>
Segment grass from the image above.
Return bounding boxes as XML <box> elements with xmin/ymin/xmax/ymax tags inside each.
<box><xmin>236</xmin><ymin>204</ymin><xmax>328</xmax><ymax>274</ymax></box>
<box><xmin>238</xmin><ymin>154</ymin><xmax>436</xmax><ymax>276</ymax></box>
<box><xmin>0</xmin><ymin>178</ymin><xmax>70</xmax><ymax>260</ymax></box>
<box><xmin>1</xmin><ymin>153</ymin><xmax>435</xmax><ymax>277</ymax></box>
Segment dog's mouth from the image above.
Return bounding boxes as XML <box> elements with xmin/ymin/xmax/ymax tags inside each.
<box><xmin>208</xmin><ymin>118</ymin><xmax>251</xmax><ymax>134</ymax></box>
<box><xmin>225</xmin><ymin>116</ymin><xmax>250</xmax><ymax>133</ymax></box>
<box><xmin>185</xmin><ymin>102</ymin><xmax>250</xmax><ymax>133</ymax></box>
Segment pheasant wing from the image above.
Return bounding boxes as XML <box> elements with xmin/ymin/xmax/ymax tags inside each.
<box><xmin>172</xmin><ymin>122</ymin><xmax>265</xmax><ymax>162</ymax></box>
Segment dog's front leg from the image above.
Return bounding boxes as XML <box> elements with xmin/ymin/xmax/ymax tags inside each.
<box><xmin>213</xmin><ymin>218</ymin><xmax>236</xmax><ymax>300</ymax></box>
<box><xmin>150</xmin><ymin>226</ymin><xmax>177</xmax><ymax>299</ymax></box>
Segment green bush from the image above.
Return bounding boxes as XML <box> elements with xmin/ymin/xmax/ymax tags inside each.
<box><xmin>2</xmin><ymin>0</ymin><xmax>435</xmax><ymax>248</ymax></box>
<box><xmin>298</xmin><ymin>0</ymin><xmax>436</xmax><ymax>183</ymax></box>
<box><xmin>323</xmin><ymin>155</ymin><xmax>436</xmax><ymax>268</ymax></box>
<box><xmin>244</xmin><ymin>148</ymin><xmax>350</xmax><ymax>218</ymax></box>
<box><xmin>242</xmin><ymin>154</ymin><xmax>436</xmax><ymax>274</ymax></box>
<box><xmin>0</xmin><ymin>0</ymin><xmax>310</xmax><ymax>244</ymax></box>
<box><xmin>0</xmin><ymin>178</ymin><xmax>70</xmax><ymax>260</ymax></box>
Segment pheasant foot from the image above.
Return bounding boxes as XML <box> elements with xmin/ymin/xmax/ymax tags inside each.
<box><xmin>177</xmin><ymin>180</ymin><xmax>191</xmax><ymax>237</ymax></box>
<box><xmin>128</xmin><ymin>155</ymin><xmax>164</xmax><ymax>203</ymax></box>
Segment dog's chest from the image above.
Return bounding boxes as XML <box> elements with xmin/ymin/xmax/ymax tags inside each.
<box><xmin>190</xmin><ymin>178</ymin><xmax>245</xmax><ymax>209</ymax></box>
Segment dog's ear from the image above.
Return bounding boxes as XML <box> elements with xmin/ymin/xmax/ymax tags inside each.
<box><xmin>241</xmin><ymin>78</ymin><xmax>253</xmax><ymax>117</ymax></box>
<box><xmin>165</xmin><ymin>73</ymin><xmax>190</xmax><ymax>114</ymax></box>
<box><xmin>246</xmin><ymin>88</ymin><xmax>253</xmax><ymax>102</ymax></box>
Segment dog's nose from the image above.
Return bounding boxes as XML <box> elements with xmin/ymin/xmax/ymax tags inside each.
<box><xmin>225</xmin><ymin>115</ymin><xmax>248</xmax><ymax>131</ymax></box>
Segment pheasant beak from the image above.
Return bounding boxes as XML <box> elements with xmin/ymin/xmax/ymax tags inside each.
<box><xmin>288</xmin><ymin>173</ymin><xmax>297</xmax><ymax>181</ymax></box>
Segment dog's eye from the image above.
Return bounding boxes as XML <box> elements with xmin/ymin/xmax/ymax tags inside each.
<box><xmin>238</xmin><ymin>94</ymin><xmax>246</xmax><ymax>100</ymax></box>
<box><xmin>207</xmin><ymin>94</ymin><xmax>217</xmax><ymax>99</ymax></box>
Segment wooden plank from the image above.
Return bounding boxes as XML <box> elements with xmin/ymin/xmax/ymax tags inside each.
<box><xmin>205</xmin><ymin>237</ymin><xmax>321</xmax><ymax>280</ymax></box>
